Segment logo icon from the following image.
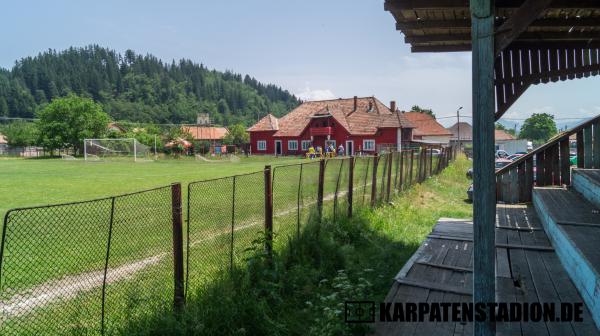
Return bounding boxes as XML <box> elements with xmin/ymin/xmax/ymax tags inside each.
<box><xmin>345</xmin><ymin>301</ymin><xmax>375</xmax><ymax>323</ymax></box>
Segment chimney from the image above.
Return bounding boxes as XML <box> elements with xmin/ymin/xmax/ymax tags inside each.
<box><xmin>353</xmin><ymin>96</ymin><xmax>358</xmax><ymax>111</ymax></box>
<box><xmin>390</xmin><ymin>100</ymin><xmax>396</xmax><ymax>112</ymax></box>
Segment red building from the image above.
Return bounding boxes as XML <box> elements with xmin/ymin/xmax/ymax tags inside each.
<box><xmin>247</xmin><ymin>96</ymin><xmax>415</xmax><ymax>156</ymax></box>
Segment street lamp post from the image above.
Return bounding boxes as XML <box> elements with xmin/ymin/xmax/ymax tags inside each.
<box><xmin>457</xmin><ymin>106</ymin><xmax>464</xmax><ymax>149</ymax></box>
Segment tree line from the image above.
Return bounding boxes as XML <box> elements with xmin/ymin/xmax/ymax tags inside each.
<box><xmin>1</xmin><ymin>95</ymin><xmax>250</xmax><ymax>155</ymax></box>
<box><xmin>0</xmin><ymin>45</ymin><xmax>299</xmax><ymax>125</ymax></box>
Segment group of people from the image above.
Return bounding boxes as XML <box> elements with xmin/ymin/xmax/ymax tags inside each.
<box><xmin>307</xmin><ymin>143</ymin><xmax>345</xmax><ymax>159</ymax></box>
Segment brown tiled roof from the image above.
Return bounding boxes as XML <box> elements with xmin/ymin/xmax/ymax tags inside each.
<box><xmin>495</xmin><ymin>129</ymin><xmax>516</xmax><ymax>141</ymax></box>
<box><xmin>182</xmin><ymin>126</ymin><xmax>229</xmax><ymax>140</ymax></box>
<box><xmin>248</xmin><ymin>97</ymin><xmax>414</xmax><ymax>137</ymax></box>
<box><xmin>403</xmin><ymin>112</ymin><xmax>453</xmax><ymax>137</ymax></box>
<box><xmin>247</xmin><ymin>114</ymin><xmax>279</xmax><ymax>132</ymax></box>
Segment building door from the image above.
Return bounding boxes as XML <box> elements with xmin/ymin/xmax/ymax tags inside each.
<box><xmin>275</xmin><ymin>140</ymin><xmax>282</xmax><ymax>155</ymax></box>
<box><xmin>345</xmin><ymin>140</ymin><xmax>354</xmax><ymax>156</ymax></box>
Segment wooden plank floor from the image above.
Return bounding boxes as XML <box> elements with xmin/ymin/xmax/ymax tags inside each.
<box><xmin>373</xmin><ymin>204</ymin><xmax>599</xmax><ymax>336</ymax></box>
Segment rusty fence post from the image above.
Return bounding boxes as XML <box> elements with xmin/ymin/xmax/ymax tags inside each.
<box><xmin>348</xmin><ymin>157</ymin><xmax>354</xmax><ymax>218</ymax></box>
<box><xmin>399</xmin><ymin>151</ymin><xmax>404</xmax><ymax>191</ymax></box>
<box><xmin>429</xmin><ymin>148</ymin><xmax>433</xmax><ymax>177</ymax></box>
<box><xmin>371</xmin><ymin>153</ymin><xmax>379</xmax><ymax>207</ymax></box>
<box><xmin>386</xmin><ymin>152</ymin><xmax>393</xmax><ymax>202</ymax></box>
<box><xmin>171</xmin><ymin>182</ymin><xmax>185</xmax><ymax>311</ymax></box>
<box><xmin>317</xmin><ymin>159</ymin><xmax>325</xmax><ymax>221</ymax></box>
<box><xmin>409</xmin><ymin>150</ymin><xmax>414</xmax><ymax>186</ymax></box>
<box><xmin>264</xmin><ymin>165</ymin><xmax>273</xmax><ymax>259</ymax></box>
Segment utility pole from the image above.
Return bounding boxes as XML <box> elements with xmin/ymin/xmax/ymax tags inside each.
<box><xmin>456</xmin><ymin>106</ymin><xmax>463</xmax><ymax>149</ymax></box>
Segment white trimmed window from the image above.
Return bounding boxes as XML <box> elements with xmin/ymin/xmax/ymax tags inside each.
<box><xmin>257</xmin><ymin>140</ymin><xmax>267</xmax><ymax>151</ymax></box>
<box><xmin>363</xmin><ymin>139</ymin><xmax>375</xmax><ymax>151</ymax></box>
<box><xmin>288</xmin><ymin>140</ymin><xmax>298</xmax><ymax>151</ymax></box>
<box><xmin>301</xmin><ymin>140</ymin><xmax>311</xmax><ymax>151</ymax></box>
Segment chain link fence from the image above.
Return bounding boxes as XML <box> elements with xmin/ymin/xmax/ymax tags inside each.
<box><xmin>186</xmin><ymin>171</ymin><xmax>266</xmax><ymax>298</ymax></box>
<box><xmin>0</xmin><ymin>185</ymin><xmax>173</xmax><ymax>335</ymax></box>
<box><xmin>0</xmin><ymin>147</ymin><xmax>457</xmax><ymax>335</ymax></box>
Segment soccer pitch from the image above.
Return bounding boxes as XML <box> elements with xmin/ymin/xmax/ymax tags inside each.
<box><xmin>0</xmin><ymin>155</ymin><xmax>306</xmax><ymax>217</ymax></box>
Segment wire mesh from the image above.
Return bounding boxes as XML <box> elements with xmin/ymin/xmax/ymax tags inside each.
<box><xmin>0</xmin><ymin>186</ymin><xmax>172</xmax><ymax>335</ymax></box>
<box><xmin>322</xmin><ymin>158</ymin><xmax>343</xmax><ymax>218</ymax></box>
<box><xmin>102</xmin><ymin>186</ymin><xmax>173</xmax><ymax>334</ymax></box>
<box><xmin>272</xmin><ymin>164</ymin><xmax>302</xmax><ymax>251</ymax></box>
<box><xmin>186</xmin><ymin>171</ymin><xmax>265</xmax><ymax>297</ymax></box>
<box><xmin>352</xmin><ymin>156</ymin><xmax>373</xmax><ymax>208</ymax></box>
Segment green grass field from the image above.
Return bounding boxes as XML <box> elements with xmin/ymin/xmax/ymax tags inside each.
<box><xmin>0</xmin><ymin>155</ymin><xmax>306</xmax><ymax>216</ymax></box>
<box><xmin>0</xmin><ymin>151</ymin><xmax>444</xmax><ymax>335</ymax></box>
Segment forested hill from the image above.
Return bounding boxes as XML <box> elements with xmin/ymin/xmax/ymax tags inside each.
<box><xmin>0</xmin><ymin>45</ymin><xmax>299</xmax><ymax>125</ymax></box>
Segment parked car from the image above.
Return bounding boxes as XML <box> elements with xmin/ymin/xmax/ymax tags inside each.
<box><xmin>431</xmin><ymin>149</ymin><xmax>441</xmax><ymax>156</ymax></box>
<box><xmin>507</xmin><ymin>153</ymin><xmax>525</xmax><ymax>161</ymax></box>
<box><xmin>496</xmin><ymin>150</ymin><xmax>509</xmax><ymax>159</ymax></box>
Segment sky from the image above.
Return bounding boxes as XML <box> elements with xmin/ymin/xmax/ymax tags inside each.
<box><xmin>1</xmin><ymin>0</ymin><xmax>599</xmax><ymax>128</ymax></box>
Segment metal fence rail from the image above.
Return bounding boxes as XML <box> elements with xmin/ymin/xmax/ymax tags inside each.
<box><xmin>0</xmin><ymin>147</ymin><xmax>457</xmax><ymax>335</ymax></box>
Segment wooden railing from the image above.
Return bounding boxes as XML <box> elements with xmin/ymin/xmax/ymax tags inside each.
<box><xmin>496</xmin><ymin>115</ymin><xmax>600</xmax><ymax>203</ymax></box>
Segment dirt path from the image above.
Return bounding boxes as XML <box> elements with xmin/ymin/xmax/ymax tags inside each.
<box><xmin>0</xmin><ymin>185</ymin><xmax>369</xmax><ymax>319</ymax></box>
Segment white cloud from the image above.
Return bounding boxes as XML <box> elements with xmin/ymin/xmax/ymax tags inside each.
<box><xmin>296</xmin><ymin>84</ymin><xmax>336</xmax><ymax>101</ymax></box>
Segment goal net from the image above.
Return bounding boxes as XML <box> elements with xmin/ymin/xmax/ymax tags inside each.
<box><xmin>84</xmin><ymin>138</ymin><xmax>153</xmax><ymax>162</ymax></box>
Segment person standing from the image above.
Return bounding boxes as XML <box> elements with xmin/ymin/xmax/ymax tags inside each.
<box><xmin>338</xmin><ymin>144</ymin><xmax>345</xmax><ymax>156</ymax></box>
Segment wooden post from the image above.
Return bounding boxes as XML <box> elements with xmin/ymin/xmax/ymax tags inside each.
<box><xmin>409</xmin><ymin>150</ymin><xmax>414</xmax><ymax>185</ymax></box>
<box><xmin>544</xmin><ymin>149</ymin><xmax>553</xmax><ymax>185</ymax></box>
<box><xmin>421</xmin><ymin>148</ymin><xmax>426</xmax><ymax>181</ymax></box>
<box><xmin>171</xmin><ymin>183</ymin><xmax>185</xmax><ymax>310</ymax></box>
<box><xmin>594</xmin><ymin>120</ymin><xmax>600</xmax><ymax>169</ymax></box>
<box><xmin>577</xmin><ymin>129</ymin><xmax>585</xmax><ymax>168</ymax></box>
<box><xmin>264</xmin><ymin>166</ymin><xmax>273</xmax><ymax>258</ymax></box>
<box><xmin>536</xmin><ymin>150</ymin><xmax>545</xmax><ymax>187</ymax></box>
<box><xmin>399</xmin><ymin>151</ymin><xmax>404</xmax><ymax>190</ymax></box>
<box><xmin>348</xmin><ymin>157</ymin><xmax>354</xmax><ymax>217</ymax></box>
<box><xmin>429</xmin><ymin>148</ymin><xmax>433</xmax><ymax>177</ymax></box>
<box><xmin>471</xmin><ymin>0</ymin><xmax>496</xmax><ymax>334</ymax></box>
<box><xmin>584</xmin><ymin>125</ymin><xmax>593</xmax><ymax>168</ymax></box>
<box><xmin>371</xmin><ymin>153</ymin><xmax>379</xmax><ymax>207</ymax></box>
<box><xmin>525</xmin><ymin>157</ymin><xmax>534</xmax><ymax>201</ymax></box>
<box><xmin>317</xmin><ymin>159</ymin><xmax>325</xmax><ymax>221</ymax></box>
<box><xmin>386</xmin><ymin>152</ymin><xmax>393</xmax><ymax>201</ymax></box>
<box><xmin>517</xmin><ymin>162</ymin><xmax>526</xmax><ymax>202</ymax></box>
<box><xmin>551</xmin><ymin>145</ymin><xmax>560</xmax><ymax>185</ymax></box>
<box><xmin>559</xmin><ymin>139</ymin><xmax>571</xmax><ymax>185</ymax></box>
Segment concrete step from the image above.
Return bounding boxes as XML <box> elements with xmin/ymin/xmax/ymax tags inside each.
<box><xmin>573</xmin><ymin>169</ymin><xmax>600</xmax><ymax>208</ymax></box>
<box><xmin>533</xmin><ymin>187</ymin><xmax>600</xmax><ymax>329</ymax></box>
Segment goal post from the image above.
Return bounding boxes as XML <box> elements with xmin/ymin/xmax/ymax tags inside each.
<box><xmin>83</xmin><ymin>138</ymin><xmax>152</xmax><ymax>162</ymax></box>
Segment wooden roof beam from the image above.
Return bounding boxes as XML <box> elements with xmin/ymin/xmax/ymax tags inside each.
<box><xmin>396</xmin><ymin>17</ymin><xmax>600</xmax><ymax>30</ymax></box>
<box><xmin>385</xmin><ymin>0</ymin><xmax>600</xmax><ymax>11</ymax></box>
<box><xmin>495</xmin><ymin>0</ymin><xmax>553</xmax><ymax>55</ymax></box>
<box><xmin>405</xmin><ymin>31</ymin><xmax>600</xmax><ymax>44</ymax></box>
<box><xmin>411</xmin><ymin>45</ymin><xmax>471</xmax><ymax>52</ymax></box>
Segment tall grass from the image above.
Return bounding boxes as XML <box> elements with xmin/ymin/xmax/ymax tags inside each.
<box><xmin>118</xmin><ymin>155</ymin><xmax>472</xmax><ymax>336</ymax></box>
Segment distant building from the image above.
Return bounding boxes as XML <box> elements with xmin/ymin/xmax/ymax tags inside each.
<box><xmin>182</xmin><ymin>126</ymin><xmax>229</xmax><ymax>142</ymax></box>
<box><xmin>404</xmin><ymin>112</ymin><xmax>452</xmax><ymax>145</ymax></box>
<box><xmin>107</xmin><ymin>122</ymin><xmax>126</xmax><ymax>133</ymax></box>
<box><xmin>0</xmin><ymin>133</ymin><xmax>7</xmax><ymax>152</ymax></box>
<box><xmin>196</xmin><ymin>113</ymin><xmax>211</xmax><ymax>126</ymax></box>
<box><xmin>447</xmin><ymin>122</ymin><xmax>473</xmax><ymax>144</ymax></box>
<box><xmin>247</xmin><ymin>96</ymin><xmax>414</xmax><ymax>156</ymax></box>
<box><xmin>495</xmin><ymin>129</ymin><xmax>516</xmax><ymax>142</ymax></box>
